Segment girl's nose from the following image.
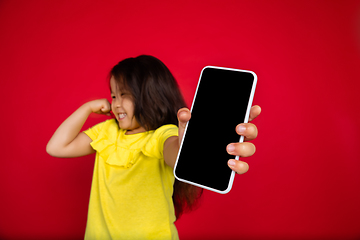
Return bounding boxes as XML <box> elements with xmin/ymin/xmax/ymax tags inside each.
<box><xmin>113</xmin><ymin>97</ymin><xmax>122</xmax><ymax>108</ymax></box>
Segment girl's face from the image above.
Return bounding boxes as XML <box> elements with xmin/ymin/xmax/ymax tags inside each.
<box><xmin>110</xmin><ymin>77</ymin><xmax>146</xmax><ymax>135</ymax></box>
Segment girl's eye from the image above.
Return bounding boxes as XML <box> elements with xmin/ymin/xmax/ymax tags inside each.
<box><xmin>111</xmin><ymin>96</ymin><xmax>116</xmax><ymax>99</ymax></box>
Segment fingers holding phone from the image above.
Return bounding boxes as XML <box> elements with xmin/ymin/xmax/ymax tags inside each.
<box><xmin>227</xmin><ymin>105</ymin><xmax>261</xmax><ymax>174</ymax></box>
<box><xmin>228</xmin><ymin>159</ymin><xmax>249</xmax><ymax>175</ymax></box>
<box><xmin>236</xmin><ymin>122</ymin><xmax>258</xmax><ymax>142</ymax></box>
<box><xmin>226</xmin><ymin>142</ymin><xmax>255</xmax><ymax>174</ymax></box>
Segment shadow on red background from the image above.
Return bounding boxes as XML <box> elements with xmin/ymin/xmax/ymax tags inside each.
<box><xmin>1</xmin><ymin>1</ymin><xmax>360</xmax><ymax>239</ymax></box>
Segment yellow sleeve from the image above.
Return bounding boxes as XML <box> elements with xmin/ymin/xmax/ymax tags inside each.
<box><xmin>83</xmin><ymin>119</ymin><xmax>115</xmax><ymax>141</ymax></box>
<box><xmin>142</xmin><ymin>124</ymin><xmax>178</xmax><ymax>159</ymax></box>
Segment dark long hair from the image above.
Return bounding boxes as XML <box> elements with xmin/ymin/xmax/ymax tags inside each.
<box><xmin>110</xmin><ymin>55</ymin><xmax>202</xmax><ymax>219</ymax></box>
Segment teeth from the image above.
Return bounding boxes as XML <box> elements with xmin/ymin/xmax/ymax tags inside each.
<box><xmin>119</xmin><ymin>113</ymin><xmax>127</xmax><ymax>119</ymax></box>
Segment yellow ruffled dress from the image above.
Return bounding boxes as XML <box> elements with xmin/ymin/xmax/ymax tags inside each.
<box><xmin>83</xmin><ymin>119</ymin><xmax>179</xmax><ymax>240</ymax></box>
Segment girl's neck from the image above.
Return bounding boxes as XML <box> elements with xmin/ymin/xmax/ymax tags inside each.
<box><xmin>125</xmin><ymin>126</ymin><xmax>147</xmax><ymax>135</ymax></box>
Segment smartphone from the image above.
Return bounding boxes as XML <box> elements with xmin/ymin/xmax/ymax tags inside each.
<box><xmin>173</xmin><ymin>66</ymin><xmax>257</xmax><ymax>194</ymax></box>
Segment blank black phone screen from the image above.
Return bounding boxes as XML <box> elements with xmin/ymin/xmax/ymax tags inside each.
<box><xmin>174</xmin><ymin>67</ymin><xmax>256</xmax><ymax>192</ymax></box>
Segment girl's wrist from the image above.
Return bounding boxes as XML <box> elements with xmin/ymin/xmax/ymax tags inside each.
<box><xmin>81</xmin><ymin>101</ymin><xmax>95</xmax><ymax>115</ymax></box>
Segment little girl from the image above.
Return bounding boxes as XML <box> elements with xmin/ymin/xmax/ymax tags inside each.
<box><xmin>47</xmin><ymin>55</ymin><xmax>260</xmax><ymax>240</ymax></box>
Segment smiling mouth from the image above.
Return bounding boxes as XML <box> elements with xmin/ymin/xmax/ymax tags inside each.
<box><xmin>118</xmin><ymin>113</ymin><xmax>127</xmax><ymax>120</ymax></box>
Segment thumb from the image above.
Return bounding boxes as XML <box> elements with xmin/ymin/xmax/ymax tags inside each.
<box><xmin>177</xmin><ymin>108</ymin><xmax>191</xmax><ymax>143</ymax></box>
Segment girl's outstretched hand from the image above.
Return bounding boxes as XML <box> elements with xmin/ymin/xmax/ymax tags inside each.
<box><xmin>176</xmin><ymin>105</ymin><xmax>261</xmax><ymax>174</ymax></box>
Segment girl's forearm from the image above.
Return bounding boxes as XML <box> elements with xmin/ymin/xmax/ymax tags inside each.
<box><xmin>163</xmin><ymin>136</ymin><xmax>180</xmax><ymax>168</ymax></box>
<box><xmin>46</xmin><ymin>103</ymin><xmax>92</xmax><ymax>155</ymax></box>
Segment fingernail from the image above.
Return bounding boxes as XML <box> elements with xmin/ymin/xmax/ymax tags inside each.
<box><xmin>227</xmin><ymin>144</ymin><xmax>235</xmax><ymax>152</ymax></box>
<box><xmin>237</xmin><ymin>125</ymin><xmax>246</xmax><ymax>133</ymax></box>
<box><xmin>228</xmin><ymin>160</ymin><xmax>236</xmax><ymax>166</ymax></box>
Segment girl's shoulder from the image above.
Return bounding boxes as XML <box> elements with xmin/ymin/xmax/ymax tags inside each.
<box><xmin>150</xmin><ymin>124</ymin><xmax>178</xmax><ymax>142</ymax></box>
<box><xmin>142</xmin><ymin>124</ymin><xmax>178</xmax><ymax>159</ymax></box>
<box><xmin>84</xmin><ymin>119</ymin><xmax>119</xmax><ymax>141</ymax></box>
<box><xmin>153</xmin><ymin>124</ymin><xmax>178</xmax><ymax>134</ymax></box>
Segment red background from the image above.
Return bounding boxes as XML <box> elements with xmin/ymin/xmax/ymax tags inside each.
<box><xmin>1</xmin><ymin>1</ymin><xmax>360</xmax><ymax>239</ymax></box>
